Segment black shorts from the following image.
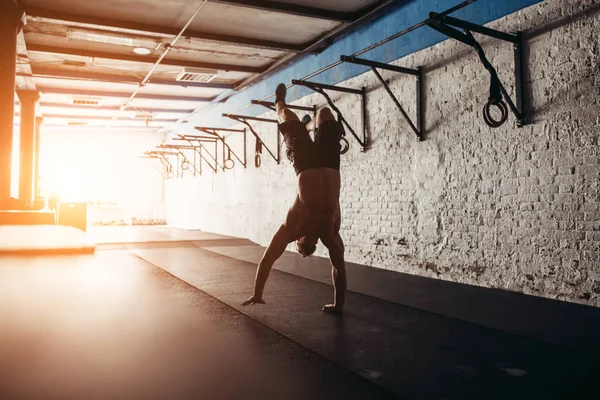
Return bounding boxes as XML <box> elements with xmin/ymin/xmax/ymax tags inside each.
<box><xmin>279</xmin><ymin>119</ymin><xmax>342</xmax><ymax>175</ymax></box>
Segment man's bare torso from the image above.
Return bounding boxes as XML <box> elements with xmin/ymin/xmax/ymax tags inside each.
<box><xmin>285</xmin><ymin>167</ymin><xmax>341</xmax><ymax>241</ymax></box>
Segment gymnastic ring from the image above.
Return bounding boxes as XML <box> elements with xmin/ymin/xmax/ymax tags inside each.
<box><xmin>255</xmin><ymin>154</ymin><xmax>261</xmax><ymax>168</ymax></box>
<box><xmin>181</xmin><ymin>160</ymin><xmax>190</xmax><ymax>170</ymax></box>
<box><xmin>340</xmin><ymin>137</ymin><xmax>350</xmax><ymax>155</ymax></box>
<box><xmin>483</xmin><ymin>99</ymin><xmax>508</xmax><ymax>128</ymax></box>
<box><xmin>224</xmin><ymin>158</ymin><xmax>235</xmax><ymax>170</ymax></box>
<box><xmin>167</xmin><ymin>170</ymin><xmax>175</xmax><ymax>179</ymax></box>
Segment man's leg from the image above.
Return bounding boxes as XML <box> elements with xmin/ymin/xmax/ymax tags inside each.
<box><xmin>275</xmin><ymin>83</ymin><xmax>300</xmax><ymax>123</ymax></box>
<box><xmin>243</xmin><ymin>196</ymin><xmax>309</xmax><ymax>306</ymax></box>
<box><xmin>321</xmin><ymin>232</ymin><xmax>347</xmax><ymax>314</ymax></box>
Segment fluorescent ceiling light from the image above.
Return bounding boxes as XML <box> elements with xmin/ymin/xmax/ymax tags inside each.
<box><xmin>66</xmin><ymin>29</ymin><xmax>160</xmax><ymax>50</ymax></box>
<box><xmin>133</xmin><ymin>47</ymin><xmax>152</xmax><ymax>55</ymax></box>
<box><xmin>67</xmin><ymin>30</ymin><xmax>134</xmax><ymax>46</ymax></box>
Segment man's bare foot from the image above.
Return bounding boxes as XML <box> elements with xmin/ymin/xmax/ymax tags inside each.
<box><xmin>242</xmin><ymin>295</ymin><xmax>266</xmax><ymax>306</ymax></box>
<box><xmin>322</xmin><ymin>304</ymin><xmax>343</xmax><ymax>315</ymax></box>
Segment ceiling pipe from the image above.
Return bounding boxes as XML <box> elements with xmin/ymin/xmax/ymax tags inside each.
<box><xmin>116</xmin><ymin>0</ymin><xmax>209</xmax><ymax>117</ymax></box>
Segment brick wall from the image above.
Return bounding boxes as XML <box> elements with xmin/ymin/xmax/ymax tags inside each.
<box><xmin>167</xmin><ymin>0</ymin><xmax>600</xmax><ymax>307</ymax></box>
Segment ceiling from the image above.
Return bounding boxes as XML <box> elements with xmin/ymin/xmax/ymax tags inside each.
<box><xmin>14</xmin><ymin>0</ymin><xmax>401</xmax><ymax>133</ymax></box>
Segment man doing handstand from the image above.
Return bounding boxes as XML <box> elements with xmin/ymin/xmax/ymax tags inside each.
<box><xmin>242</xmin><ymin>84</ymin><xmax>347</xmax><ymax>314</ymax></box>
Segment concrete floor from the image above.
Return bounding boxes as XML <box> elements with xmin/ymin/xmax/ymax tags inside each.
<box><xmin>1</xmin><ymin>226</ymin><xmax>599</xmax><ymax>399</ymax></box>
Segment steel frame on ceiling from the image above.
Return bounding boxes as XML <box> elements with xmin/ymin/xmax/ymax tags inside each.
<box><xmin>35</xmin><ymin>87</ymin><xmax>214</xmax><ymax>102</ymax></box>
<box><xmin>27</xmin><ymin>44</ymin><xmax>265</xmax><ymax>74</ymax></box>
<box><xmin>23</xmin><ymin>68</ymin><xmax>236</xmax><ymax>89</ymax></box>
<box><xmin>24</xmin><ymin>7</ymin><xmax>305</xmax><ymax>53</ymax></box>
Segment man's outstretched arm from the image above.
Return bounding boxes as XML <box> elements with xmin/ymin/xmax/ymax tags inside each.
<box><xmin>243</xmin><ymin>224</ymin><xmax>291</xmax><ymax>305</ymax></box>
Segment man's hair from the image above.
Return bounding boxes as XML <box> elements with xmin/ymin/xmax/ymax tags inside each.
<box><xmin>296</xmin><ymin>239</ymin><xmax>317</xmax><ymax>257</ymax></box>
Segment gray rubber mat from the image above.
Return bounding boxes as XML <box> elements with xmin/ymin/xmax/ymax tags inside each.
<box><xmin>133</xmin><ymin>246</ymin><xmax>598</xmax><ymax>400</ymax></box>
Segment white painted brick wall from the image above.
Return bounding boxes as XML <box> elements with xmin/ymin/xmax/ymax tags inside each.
<box><xmin>167</xmin><ymin>0</ymin><xmax>600</xmax><ymax>307</ymax></box>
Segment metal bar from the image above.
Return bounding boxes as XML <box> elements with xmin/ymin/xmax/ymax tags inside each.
<box><xmin>39</xmin><ymin>114</ymin><xmax>179</xmax><ymax>122</ymax></box>
<box><xmin>36</xmin><ymin>86</ymin><xmax>212</xmax><ymax>102</ymax></box>
<box><xmin>209</xmin><ymin>0</ymin><xmax>352</xmax><ymax>22</ymax></box>
<box><xmin>225</xmin><ymin>115</ymin><xmax>279</xmax><ymax>163</ymax></box>
<box><xmin>37</xmin><ymin>102</ymin><xmax>195</xmax><ymax>114</ymax></box>
<box><xmin>26</xmin><ymin>68</ymin><xmax>236</xmax><ymax>89</ymax></box>
<box><xmin>430</xmin><ymin>13</ymin><xmax>519</xmax><ymax>43</ymax></box>
<box><xmin>228</xmin><ymin>0</ymin><xmax>476</xmax><ymax>110</ymax></box>
<box><xmin>292</xmin><ymin>79</ymin><xmax>363</xmax><ymax>95</ymax></box>
<box><xmin>371</xmin><ymin>67</ymin><xmax>419</xmax><ymax>139</ymax></box>
<box><xmin>425</xmin><ymin>18</ymin><xmax>476</xmax><ymax>47</ymax></box>
<box><xmin>223</xmin><ymin>114</ymin><xmax>279</xmax><ymax>124</ymax></box>
<box><xmin>195</xmin><ymin>128</ymin><xmax>246</xmax><ymax>167</ymax></box>
<box><xmin>27</xmin><ymin>44</ymin><xmax>266</xmax><ymax>74</ymax></box>
<box><xmin>416</xmin><ymin>66</ymin><xmax>424</xmax><ymax>139</ymax></box>
<box><xmin>251</xmin><ymin>100</ymin><xmax>315</xmax><ymax>112</ymax></box>
<box><xmin>175</xmin><ymin>136</ymin><xmax>217</xmax><ymax>142</ymax></box>
<box><xmin>197</xmin><ymin>142</ymin><xmax>218</xmax><ymax>172</ymax></box>
<box><xmin>232</xmin><ymin>0</ymin><xmax>420</xmax><ymax>93</ymax></box>
<box><xmin>514</xmin><ymin>31</ymin><xmax>526</xmax><ymax>126</ymax></box>
<box><xmin>25</xmin><ymin>7</ymin><xmax>305</xmax><ymax>53</ymax></box>
<box><xmin>341</xmin><ymin>55</ymin><xmax>420</xmax><ymax>76</ymax></box>
<box><xmin>361</xmin><ymin>87</ymin><xmax>367</xmax><ymax>150</ymax></box>
<box><xmin>301</xmin><ymin>84</ymin><xmax>365</xmax><ymax>149</ymax></box>
<box><xmin>195</xmin><ymin>127</ymin><xmax>246</xmax><ymax>133</ymax></box>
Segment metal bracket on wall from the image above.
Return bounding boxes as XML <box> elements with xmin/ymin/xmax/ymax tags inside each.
<box><xmin>195</xmin><ymin>127</ymin><xmax>247</xmax><ymax>170</ymax></box>
<box><xmin>222</xmin><ymin>113</ymin><xmax>280</xmax><ymax>167</ymax></box>
<box><xmin>426</xmin><ymin>12</ymin><xmax>526</xmax><ymax>128</ymax></box>
<box><xmin>340</xmin><ymin>55</ymin><xmax>424</xmax><ymax>141</ymax></box>
<box><xmin>157</xmin><ymin>144</ymin><xmax>203</xmax><ymax>177</ymax></box>
<box><xmin>143</xmin><ymin>150</ymin><xmax>177</xmax><ymax>179</ymax></box>
<box><xmin>167</xmin><ymin>139</ymin><xmax>219</xmax><ymax>174</ymax></box>
<box><xmin>291</xmin><ymin>79</ymin><xmax>368</xmax><ymax>152</ymax></box>
<box><xmin>141</xmin><ymin>154</ymin><xmax>172</xmax><ymax>179</ymax></box>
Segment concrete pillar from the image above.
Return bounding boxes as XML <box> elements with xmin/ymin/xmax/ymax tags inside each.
<box><xmin>0</xmin><ymin>1</ymin><xmax>22</xmax><ymax>201</ymax></box>
<box><xmin>17</xmin><ymin>90</ymin><xmax>39</xmax><ymax>206</ymax></box>
<box><xmin>34</xmin><ymin>116</ymin><xmax>43</xmax><ymax>198</ymax></box>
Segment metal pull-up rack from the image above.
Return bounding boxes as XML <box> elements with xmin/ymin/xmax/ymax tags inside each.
<box><xmin>224</xmin><ymin>0</ymin><xmax>527</xmax><ymax>150</ymax></box>
<box><xmin>222</xmin><ymin>113</ymin><xmax>281</xmax><ymax>168</ymax></box>
<box><xmin>158</xmin><ymin>144</ymin><xmax>203</xmax><ymax>176</ymax></box>
<box><xmin>291</xmin><ymin>79</ymin><xmax>368</xmax><ymax>151</ymax></box>
<box><xmin>171</xmin><ymin>136</ymin><xmax>220</xmax><ymax>174</ymax></box>
<box><xmin>195</xmin><ymin>127</ymin><xmax>247</xmax><ymax>170</ymax></box>
<box><xmin>142</xmin><ymin>150</ymin><xmax>178</xmax><ymax>179</ymax></box>
<box><xmin>425</xmin><ymin>12</ymin><xmax>526</xmax><ymax>127</ymax></box>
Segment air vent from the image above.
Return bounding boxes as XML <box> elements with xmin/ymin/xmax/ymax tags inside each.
<box><xmin>71</xmin><ymin>97</ymin><xmax>102</xmax><ymax>106</ymax></box>
<box><xmin>68</xmin><ymin>121</ymin><xmax>88</xmax><ymax>126</ymax></box>
<box><xmin>176</xmin><ymin>68</ymin><xmax>217</xmax><ymax>83</ymax></box>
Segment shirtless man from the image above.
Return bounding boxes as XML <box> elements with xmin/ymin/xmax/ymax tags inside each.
<box><xmin>242</xmin><ymin>83</ymin><xmax>347</xmax><ymax>314</ymax></box>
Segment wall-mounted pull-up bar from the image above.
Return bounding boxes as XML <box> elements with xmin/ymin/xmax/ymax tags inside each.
<box><xmin>158</xmin><ymin>144</ymin><xmax>203</xmax><ymax>176</ymax></box>
<box><xmin>195</xmin><ymin>127</ymin><xmax>247</xmax><ymax>170</ymax></box>
<box><xmin>143</xmin><ymin>150</ymin><xmax>178</xmax><ymax>179</ymax></box>
<box><xmin>141</xmin><ymin>154</ymin><xmax>173</xmax><ymax>179</ymax></box>
<box><xmin>222</xmin><ymin>113</ymin><xmax>280</xmax><ymax>167</ymax></box>
<box><xmin>425</xmin><ymin>12</ymin><xmax>526</xmax><ymax>127</ymax></box>
<box><xmin>222</xmin><ymin>0</ymin><xmax>477</xmax><ymax>150</ymax></box>
<box><xmin>292</xmin><ymin>79</ymin><xmax>368</xmax><ymax>151</ymax></box>
<box><xmin>170</xmin><ymin>138</ymin><xmax>219</xmax><ymax>174</ymax></box>
<box><xmin>341</xmin><ymin>55</ymin><xmax>424</xmax><ymax>141</ymax></box>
